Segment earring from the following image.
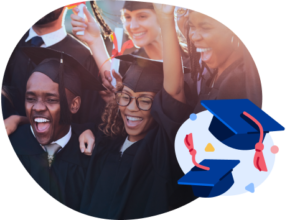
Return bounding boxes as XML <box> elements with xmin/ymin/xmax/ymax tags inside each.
<box><xmin>231</xmin><ymin>36</ymin><xmax>234</xmax><ymax>43</ymax></box>
<box><xmin>117</xmin><ymin>108</ymin><xmax>120</xmax><ymax>114</ymax></box>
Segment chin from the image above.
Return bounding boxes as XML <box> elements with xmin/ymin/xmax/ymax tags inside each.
<box><xmin>35</xmin><ymin>135</ymin><xmax>52</xmax><ymax>146</ymax></box>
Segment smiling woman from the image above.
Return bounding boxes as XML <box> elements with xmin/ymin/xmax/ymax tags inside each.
<box><xmin>77</xmin><ymin>50</ymin><xmax>194</xmax><ymax>219</ymax></box>
<box><xmin>185</xmin><ymin>10</ymin><xmax>262</xmax><ymax>113</ymax></box>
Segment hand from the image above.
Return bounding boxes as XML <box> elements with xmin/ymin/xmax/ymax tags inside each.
<box><xmin>112</xmin><ymin>69</ymin><xmax>123</xmax><ymax>90</ymax></box>
<box><xmin>153</xmin><ymin>3</ymin><xmax>175</xmax><ymax>23</ymax></box>
<box><xmin>99</xmin><ymin>90</ymin><xmax>115</xmax><ymax>104</ymax></box>
<box><xmin>71</xmin><ymin>6</ymin><xmax>101</xmax><ymax>45</ymax></box>
<box><xmin>4</xmin><ymin>115</ymin><xmax>19</xmax><ymax>135</ymax></box>
<box><xmin>101</xmin><ymin>69</ymin><xmax>123</xmax><ymax>93</ymax></box>
<box><xmin>79</xmin><ymin>129</ymin><xmax>95</xmax><ymax>156</ymax></box>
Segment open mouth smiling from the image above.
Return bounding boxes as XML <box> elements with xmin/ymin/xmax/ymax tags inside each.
<box><xmin>33</xmin><ymin>117</ymin><xmax>51</xmax><ymax>133</ymax></box>
<box><xmin>125</xmin><ymin>115</ymin><xmax>143</xmax><ymax>128</ymax></box>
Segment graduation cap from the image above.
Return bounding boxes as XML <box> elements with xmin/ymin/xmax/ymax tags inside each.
<box><xmin>178</xmin><ymin>159</ymin><xmax>240</xmax><ymax>198</ymax></box>
<box><xmin>201</xmin><ymin>99</ymin><xmax>285</xmax><ymax>171</ymax></box>
<box><xmin>22</xmin><ymin>47</ymin><xmax>105</xmax><ymax>124</ymax></box>
<box><xmin>123</xmin><ymin>1</ymin><xmax>154</xmax><ymax>11</ymax></box>
<box><xmin>115</xmin><ymin>54</ymin><xmax>190</xmax><ymax>93</ymax></box>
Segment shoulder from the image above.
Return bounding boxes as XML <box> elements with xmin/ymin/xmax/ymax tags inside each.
<box><xmin>58</xmin><ymin>131</ymin><xmax>90</xmax><ymax>168</ymax></box>
<box><xmin>50</xmin><ymin>34</ymin><xmax>92</xmax><ymax>62</ymax></box>
<box><xmin>9</xmin><ymin>124</ymin><xmax>40</xmax><ymax>155</ymax></box>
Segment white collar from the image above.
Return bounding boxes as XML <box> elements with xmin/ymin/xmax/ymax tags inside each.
<box><xmin>30</xmin><ymin>126</ymin><xmax>72</xmax><ymax>149</ymax></box>
<box><xmin>25</xmin><ymin>26</ymin><xmax>67</xmax><ymax>47</ymax></box>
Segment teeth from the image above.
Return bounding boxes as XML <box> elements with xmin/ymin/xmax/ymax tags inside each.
<box><xmin>127</xmin><ymin>116</ymin><xmax>142</xmax><ymax>121</ymax></box>
<box><xmin>196</xmin><ymin>48</ymin><xmax>212</xmax><ymax>53</ymax></box>
<box><xmin>133</xmin><ymin>32</ymin><xmax>145</xmax><ymax>37</ymax></box>
<box><xmin>34</xmin><ymin>118</ymin><xmax>50</xmax><ymax>123</ymax></box>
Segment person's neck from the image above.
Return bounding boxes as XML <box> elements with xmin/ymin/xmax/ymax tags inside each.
<box><xmin>143</xmin><ymin>37</ymin><xmax>163</xmax><ymax>60</ymax></box>
<box><xmin>128</xmin><ymin>133</ymin><xmax>146</xmax><ymax>142</ymax></box>
<box><xmin>52</xmin><ymin>125</ymin><xmax>70</xmax><ymax>142</ymax></box>
<box><xmin>32</xmin><ymin>20</ymin><xmax>63</xmax><ymax>36</ymax></box>
<box><xmin>216</xmin><ymin>48</ymin><xmax>243</xmax><ymax>79</ymax></box>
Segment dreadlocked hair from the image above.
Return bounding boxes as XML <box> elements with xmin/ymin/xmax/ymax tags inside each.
<box><xmin>90</xmin><ymin>0</ymin><xmax>113</xmax><ymax>40</ymax></box>
<box><xmin>98</xmin><ymin>85</ymin><xmax>126</xmax><ymax>138</ymax></box>
<box><xmin>187</xmin><ymin>27</ymin><xmax>203</xmax><ymax>82</ymax></box>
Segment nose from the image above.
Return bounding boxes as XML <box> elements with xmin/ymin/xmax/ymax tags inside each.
<box><xmin>126</xmin><ymin>98</ymin><xmax>139</xmax><ymax>111</ymax></box>
<box><xmin>190</xmin><ymin>29</ymin><xmax>202</xmax><ymax>42</ymax></box>
<box><xmin>33</xmin><ymin>100</ymin><xmax>47</xmax><ymax>112</ymax></box>
<box><xmin>130</xmin><ymin>18</ymin><xmax>139</xmax><ymax>30</ymax></box>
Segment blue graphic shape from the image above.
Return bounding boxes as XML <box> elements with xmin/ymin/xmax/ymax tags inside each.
<box><xmin>201</xmin><ymin>99</ymin><xmax>285</xmax><ymax>150</ymax></box>
<box><xmin>245</xmin><ymin>183</ymin><xmax>255</xmax><ymax>193</ymax></box>
<box><xmin>190</xmin><ymin>113</ymin><xmax>197</xmax><ymax>121</ymax></box>
<box><xmin>178</xmin><ymin>159</ymin><xmax>240</xmax><ymax>198</ymax></box>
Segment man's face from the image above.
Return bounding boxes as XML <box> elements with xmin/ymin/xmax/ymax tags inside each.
<box><xmin>25</xmin><ymin>72</ymin><xmax>69</xmax><ymax>145</ymax></box>
<box><xmin>34</xmin><ymin>7</ymin><xmax>64</xmax><ymax>26</ymax></box>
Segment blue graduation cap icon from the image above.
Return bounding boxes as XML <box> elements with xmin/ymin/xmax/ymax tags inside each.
<box><xmin>178</xmin><ymin>99</ymin><xmax>285</xmax><ymax>197</ymax></box>
<box><xmin>178</xmin><ymin>160</ymin><xmax>240</xmax><ymax>198</ymax></box>
<box><xmin>201</xmin><ymin>99</ymin><xmax>285</xmax><ymax>150</ymax></box>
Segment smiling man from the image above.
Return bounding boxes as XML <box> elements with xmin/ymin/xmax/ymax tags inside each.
<box><xmin>9</xmin><ymin>47</ymin><xmax>105</xmax><ymax>211</ymax></box>
<box><xmin>3</xmin><ymin>6</ymin><xmax>106</xmax><ymax>131</ymax></box>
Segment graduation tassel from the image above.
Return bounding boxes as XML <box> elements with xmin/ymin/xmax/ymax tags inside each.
<box><xmin>58</xmin><ymin>52</ymin><xmax>72</xmax><ymax>125</ymax></box>
<box><xmin>184</xmin><ymin>133</ymin><xmax>210</xmax><ymax>171</ymax></box>
<box><xmin>243</xmin><ymin>111</ymin><xmax>268</xmax><ymax>172</ymax></box>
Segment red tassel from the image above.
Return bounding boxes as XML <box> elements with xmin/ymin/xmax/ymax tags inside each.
<box><xmin>99</xmin><ymin>32</ymin><xmax>134</xmax><ymax>72</ymax></box>
<box><xmin>243</xmin><ymin>111</ymin><xmax>268</xmax><ymax>172</ymax></box>
<box><xmin>184</xmin><ymin>133</ymin><xmax>210</xmax><ymax>171</ymax></box>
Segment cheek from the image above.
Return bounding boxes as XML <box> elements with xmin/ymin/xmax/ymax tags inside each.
<box><xmin>48</xmin><ymin>104</ymin><xmax>61</xmax><ymax>121</ymax></box>
<box><xmin>25</xmin><ymin>102</ymin><xmax>33</xmax><ymax>117</ymax></box>
<box><xmin>119</xmin><ymin>106</ymin><xmax>126</xmax><ymax>116</ymax></box>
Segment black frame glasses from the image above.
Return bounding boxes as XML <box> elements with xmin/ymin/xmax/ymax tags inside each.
<box><xmin>115</xmin><ymin>91</ymin><xmax>153</xmax><ymax>111</ymax></box>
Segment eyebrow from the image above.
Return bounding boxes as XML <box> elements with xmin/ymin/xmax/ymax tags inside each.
<box><xmin>188</xmin><ymin>21</ymin><xmax>210</xmax><ymax>26</ymax></box>
<box><xmin>25</xmin><ymin>91</ymin><xmax>58</xmax><ymax>97</ymax></box>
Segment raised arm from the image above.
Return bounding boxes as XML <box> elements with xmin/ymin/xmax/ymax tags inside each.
<box><xmin>71</xmin><ymin>6</ymin><xmax>116</xmax><ymax>92</ymax></box>
<box><xmin>153</xmin><ymin>4</ymin><xmax>185</xmax><ymax>103</ymax></box>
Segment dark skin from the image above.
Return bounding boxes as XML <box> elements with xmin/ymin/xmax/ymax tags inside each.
<box><xmin>25</xmin><ymin>72</ymin><xmax>81</xmax><ymax>146</ymax></box>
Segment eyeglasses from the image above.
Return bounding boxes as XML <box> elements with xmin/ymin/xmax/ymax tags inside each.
<box><xmin>115</xmin><ymin>91</ymin><xmax>153</xmax><ymax>111</ymax></box>
<box><xmin>175</xmin><ymin>7</ymin><xmax>189</xmax><ymax>18</ymax></box>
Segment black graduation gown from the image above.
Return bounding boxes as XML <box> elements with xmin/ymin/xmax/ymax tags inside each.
<box><xmin>3</xmin><ymin>31</ymin><xmax>105</xmax><ymax>124</ymax></box>
<box><xmin>193</xmin><ymin>50</ymin><xmax>262</xmax><ymax>113</ymax></box>
<box><xmin>80</xmin><ymin>89</ymin><xmax>195</xmax><ymax>219</ymax></box>
<box><xmin>9</xmin><ymin>124</ymin><xmax>90</xmax><ymax>211</ymax></box>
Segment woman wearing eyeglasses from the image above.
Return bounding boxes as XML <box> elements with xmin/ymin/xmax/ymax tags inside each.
<box><xmin>77</xmin><ymin>5</ymin><xmax>195</xmax><ymax>217</ymax></box>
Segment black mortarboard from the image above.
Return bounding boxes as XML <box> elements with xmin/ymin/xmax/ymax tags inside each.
<box><xmin>123</xmin><ymin>1</ymin><xmax>154</xmax><ymax>11</ymax></box>
<box><xmin>115</xmin><ymin>54</ymin><xmax>190</xmax><ymax>93</ymax></box>
<box><xmin>22</xmin><ymin>47</ymin><xmax>105</xmax><ymax>124</ymax></box>
<box><xmin>178</xmin><ymin>159</ymin><xmax>240</xmax><ymax>197</ymax></box>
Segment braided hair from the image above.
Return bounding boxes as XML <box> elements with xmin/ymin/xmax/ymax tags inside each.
<box><xmin>186</xmin><ymin>26</ymin><xmax>215</xmax><ymax>83</ymax></box>
<box><xmin>186</xmin><ymin>27</ymin><xmax>202</xmax><ymax>82</ymax></box>
<box><xmin>89</xmin><ymin>0</ymin><xmax>113</xmax><ymax>40</ymax></box>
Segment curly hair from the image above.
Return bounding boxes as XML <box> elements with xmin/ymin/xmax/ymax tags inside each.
<box><xmin>90</xmin><ymin>0</ymin><xmax>113</xmax><ymax>40</ymax></box>
<box><xmin>98</xmin><ymin>85</ymin><xmax>127</xmax><ymax>138</ymax></box>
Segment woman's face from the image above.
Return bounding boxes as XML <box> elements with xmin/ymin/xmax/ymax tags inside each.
<box><xmin>122</xmin><ymin>9</ymin><xmax>161</xmax><ymax>48</ymax></box>
<box><xmin>188</xmin><ymin>11</ymin><xmax>234</xmax><ymax>69</ymax></box>
<box><xmin>118</xmin><ymin>86</ymin><xmax>156</xmax><ymax>142</ymax></box>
